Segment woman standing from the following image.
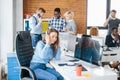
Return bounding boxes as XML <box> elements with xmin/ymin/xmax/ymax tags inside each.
<box><xmin>30</xmin><ymin>28</ymin><xmax>64</xmax><ymax>80</ymax></box>
<box><xmin>64</xmin><ymin>11</ymin><xmax>76</xmax><ymax>35</ymax></box>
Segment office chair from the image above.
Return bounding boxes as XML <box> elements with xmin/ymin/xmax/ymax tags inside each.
<box><xmin>16</xmin><ymin>31</ymin><xmax>37</xmax><ymax>80</ymax></box>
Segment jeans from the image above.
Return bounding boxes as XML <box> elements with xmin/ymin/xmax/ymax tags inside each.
<box><xmin>31</xmin><ymin>34</ymin><xmax>42</xmax><ymax>47</ymax></box>
<box><xmin>30</xmin><ymin>63</ymin><xmax>64</xmax><ymax>80</ymax></box>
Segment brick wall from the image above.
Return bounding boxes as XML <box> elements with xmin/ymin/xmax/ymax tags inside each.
<box><xmin>23</xmin><ymin>0</ymin><xmax>86</xmax><ymax>34</ymax></box>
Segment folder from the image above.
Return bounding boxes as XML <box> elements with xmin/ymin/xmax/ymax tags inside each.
<box><xmin>41</xmin><ymin>20</ymin><xmax>48</xmax><ymax>33</ymax></box>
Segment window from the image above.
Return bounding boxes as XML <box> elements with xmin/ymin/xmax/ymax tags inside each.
<box><xmin>87</xmin><ymin>0</ymin><xmax>107</xmax><ymax>27</ymax></box>
<box><xmin>111</xmin><ymin>0</ymin><xmax>120</xmax><ymax>18</ymax></box>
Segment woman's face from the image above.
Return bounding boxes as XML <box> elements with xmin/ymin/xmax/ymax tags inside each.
<box><xmin>65</xmin><ymin>16</ymin><xmax>70</xmax><ymax>20</ymax></box>
<box><xmin>49</xmin><ymin>32</ymin><xmax>58</xmax><ymax>44</ymax></box>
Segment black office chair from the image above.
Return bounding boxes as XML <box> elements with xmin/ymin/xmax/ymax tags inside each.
<box><xmin>16</xmin><ymin>31</ymin><xmax>37</xmax><ymax>80</ymax></box>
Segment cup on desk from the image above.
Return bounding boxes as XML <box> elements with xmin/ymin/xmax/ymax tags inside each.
<box><xmin>76</xmin><ymin>64</ymin><xmax>82</xmax><ymax>76</ymax></box>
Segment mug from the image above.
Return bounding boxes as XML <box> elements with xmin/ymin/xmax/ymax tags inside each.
<box><xmin>76</xmin><ymin>64</ymin><xmax>82</xmax><ymax>76</ymax></box>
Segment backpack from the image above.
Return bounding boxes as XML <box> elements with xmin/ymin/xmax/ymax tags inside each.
<box><xmin>24</xmin><ymin>16</ymin><xmax>37</xmax><ymax>31</ymax></box>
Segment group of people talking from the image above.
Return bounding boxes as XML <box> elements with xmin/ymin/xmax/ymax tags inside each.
<box><xmin>29</xmin><ymin>7</ymin><xmax>76</xmax><ymax>48</ymax></box>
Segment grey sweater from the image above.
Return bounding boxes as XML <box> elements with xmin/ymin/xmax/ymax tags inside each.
<box><xmin>66</xmin><ymin>20</ymin><xmax>76</xmax><ymax>33</ymax></box>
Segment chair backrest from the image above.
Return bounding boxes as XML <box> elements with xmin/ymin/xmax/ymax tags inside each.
<box><xmin>16</xmin><ymin>31</ymin><xmax>34</xmax><ymax>78</ymax></box>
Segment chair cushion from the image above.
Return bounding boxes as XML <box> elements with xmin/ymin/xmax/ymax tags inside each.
<box><xmin>18</xmin><ymin>31</ymin><xmax>30</xmax><ymax>41</ymax></box>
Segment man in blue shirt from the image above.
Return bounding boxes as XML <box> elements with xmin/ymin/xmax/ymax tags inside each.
<box><xmin>29</xmin><ymin>8</ymin><xmax>46</xmax><ymax>47</ymax></box>
<box><xmin>49</xmin><ymin>8</ymin><xmax>66</xmax><ymax>32</ymax></box>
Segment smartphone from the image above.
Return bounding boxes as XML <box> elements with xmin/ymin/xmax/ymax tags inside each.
<box><xmin>38</xmin><ymin>14</ymin><xmax>41</xmax><ymax>18</ymax></box>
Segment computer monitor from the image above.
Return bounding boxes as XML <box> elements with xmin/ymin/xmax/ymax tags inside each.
<box><xmin>91</xmin><ymin>36</ymin><xmax>105</xmax><ymax>61</ymax></box>
<box><xmin>59</xmin><ymin>32</ymin><xmax>77</xmax><ymax>51</ymax></box>
<box><xmin>67</xmin><ymin>35</ymin><xmax>77</xmax><ymax>51</ymax></box>
<box><xmin>91</xmin><ymin>36</ymin><xmax>105</xmax><ymax>46</ymax></box>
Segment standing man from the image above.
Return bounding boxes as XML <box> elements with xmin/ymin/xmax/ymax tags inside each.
<box><xmin>29</xmin><ymin>8</ymin><xmax>46</xmax><ymax>47</ymax></box>
<box><xmin>49</xmin><ymin>8</ymin><xmax>66</xmax><ymax>32</ymax></box>
<box><xmin>104</xmin><ymin>10</ymin><xmax>120</xmax><ymax>35</ymax></box>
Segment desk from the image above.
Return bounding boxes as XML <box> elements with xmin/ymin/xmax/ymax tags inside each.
<box><xmin>50</xmin><ymin>55</ymin><xmax>117</xmax><ymax>80</ymax></box>
<box><xmin>102</xmin><ymin>47</ymin><xmax>120</xmax><ymax>62</ymax></box>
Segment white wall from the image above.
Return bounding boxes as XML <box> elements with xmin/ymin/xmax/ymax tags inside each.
<box><xmin>0</xmin><ymin>1</ymin><xmax>1</xmax><ymax>60</ymax></box>
<box><xmin>14</xmin><ymin>0</ymin><xmax>23</xmax><ymax>50</ymax></box>
<box><xmin>16</xmin><ymin>0</ymin><xmax>23</xmax><ymax>31</ymax></box>
<box><xmin>0</xmin><ymin>0</ymin><xmax>13</xmax><ymax>62</ymax></box>
<box><xmin>0</xmin><ymin>0</ymin><xmax>23</xmax><ymax>62</ymax></box>
<box><xmin>13</xmin><ymin>0</ymin><xmax>23</xmax><ymax>50</ymax></box>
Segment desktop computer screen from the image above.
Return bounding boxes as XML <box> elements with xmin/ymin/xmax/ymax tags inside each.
<box><xmin>91</xmin><ymin>36</ymin><xmax>105</xmax><ymax>61</ymax></box>
<box><xmin>59</xmin><ymin>32</ymin><xmax>77</xmax><ymax>51</ymax></box>
<box><xmin>92</xmin><ymin>36</ymin><xmax>105</xmax><ymax>46</ymax></box>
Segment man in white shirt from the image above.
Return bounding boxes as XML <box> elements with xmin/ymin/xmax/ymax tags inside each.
<box><xmin>29</xmin><ymin>8</ymin><xmax>46</xmax><ymax>47</ymax></box>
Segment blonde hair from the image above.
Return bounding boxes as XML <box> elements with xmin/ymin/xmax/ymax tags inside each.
<box><xmin>64</xmin><ymin>11</ymin><xmax>74</xmax><ymax>19</ymax></box>
<box><xmin>90</xmin><ymin>27</ymin><xmax>99</xmax><ymax>36</ymax></box>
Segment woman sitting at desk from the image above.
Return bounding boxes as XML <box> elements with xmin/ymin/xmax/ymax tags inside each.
<box><xmin>74</xmin><ymin>35</ymin><xmax>100</xmax><ymax>65</ymax></box>
<box><xmin>89</xmin><ymin>26</ymin><xmax>100</xmax><ymax>54</ymax></box>
<box><xmin>30</xmin><ymin>28</ymin><xmax>64</xmax><ymax>80</ymax></box>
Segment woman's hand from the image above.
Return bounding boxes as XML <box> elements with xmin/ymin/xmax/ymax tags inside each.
<box><xmin>45</xmin><ymin>34</ymin><xmax>51</xmax><ymax>45</ymax></box>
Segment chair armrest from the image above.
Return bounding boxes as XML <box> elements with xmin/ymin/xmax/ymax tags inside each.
<box><xmin>15</xmin><ymin>66</ymin><xmax>37</xmax><ymax>80</ymax></box>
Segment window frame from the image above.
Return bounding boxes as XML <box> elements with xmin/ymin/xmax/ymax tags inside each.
<box><xmin>86</xmin><ymin>0</ymin><xmax>110</xmax><ymax>29</ymax></box>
